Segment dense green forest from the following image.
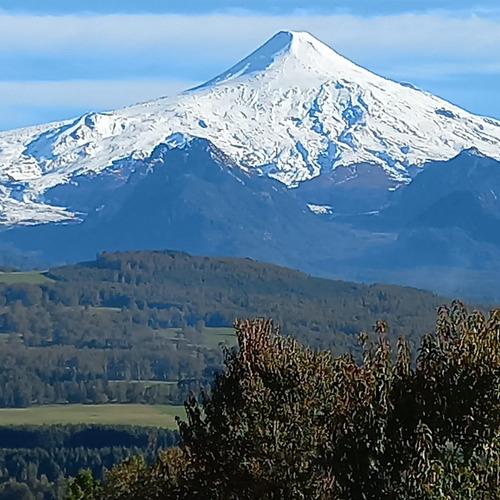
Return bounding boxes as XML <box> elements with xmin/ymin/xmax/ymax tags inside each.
<box><xmin>0</xmin><ymin>425</ymin><xmax>178</xmax><ymax>499</ymax></box>
<box><xmin>0</xmin><ymin>250</ymin><xmax>457</xmax><ymax>498</ymax></box>
<box><xmin>0</xmin><ymin>250</ymin><xmax>445</xmax><ymax>408</ymax></box>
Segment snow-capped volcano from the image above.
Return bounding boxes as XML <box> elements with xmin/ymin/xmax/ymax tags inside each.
<box><xmin>2</xmin><ymin>30</ymin><xmax>500</xmax><ymax>225</ymax></box>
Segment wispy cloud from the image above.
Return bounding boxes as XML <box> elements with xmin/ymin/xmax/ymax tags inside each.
<box><xmin>1</xmin><ymin>12</ymin><xmax>500</xmax><ymax>58</ymax></box>
<box><xmin>0</xmin><ymin>80</ymin><xmax>193</xmax><ymax>108</ymax></box>
<box><xmin>0</xmin><ymin>80</ymin><xmax>194</xmax><ymax>131</ymax></box>
<box><xmin>0</xmin><ymin>11</ymin><xmax>499</xmax><ymax>128</ymax></box>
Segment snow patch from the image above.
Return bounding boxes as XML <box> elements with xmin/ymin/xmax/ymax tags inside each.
<box><xmin>307</xmin><ymin>203</ymin><xmax>334</xmax><ymax>215</ymax></box>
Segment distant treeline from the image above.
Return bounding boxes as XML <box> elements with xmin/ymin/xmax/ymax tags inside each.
<box><xmin>0</xmin><ymin>424</ymin><xmax>178</xmax><ymax>499</ymax></box>
<box><xmin>0</xmin><ymin>250</ymin><xmax>445</xmax><ymax>407</ymax></box>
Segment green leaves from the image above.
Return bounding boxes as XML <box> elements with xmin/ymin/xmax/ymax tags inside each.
<box><xmin>66</xmin><ymin>469</ymin><xmax>101</xmax><ymax>500</ymax></box>
<box><xmin>94</xmin><ymin>303</ymin><xmax>500</xmax><ymax>498</ymax></box>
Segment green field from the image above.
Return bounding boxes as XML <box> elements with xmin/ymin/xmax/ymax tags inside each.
<box><xmin>0</xmin><ymin>271</ymin><xmax>51</xmax><ymax>284</ymax></box>
<box><xmin>0</xmin><ymin>404</ymin><xmax>186</xmax><ymax>428</ymax></box>
<box><xmin>160</xmin><ymin>327</ymin><xmax>237</xmax><ymax>349</ymax></box>
<box><xmin>202</xmin><ymin>327</ymin><xmax>237</xmax><ymax>348</ymax></box>
<box><xmin>108</xmin><ymin>380</ymin><xmax>178</xmax><ymax>388</ymax></box>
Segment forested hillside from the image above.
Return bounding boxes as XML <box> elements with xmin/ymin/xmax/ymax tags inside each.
<box><xmin>0</xmin><ymin>425</ymin><xmax>178</xmax><ymax>499</ymax></box>
<box><xmin>0</xmin><ymin>250</ymin><xmax>446</xmax><ymax>408</ymax></box>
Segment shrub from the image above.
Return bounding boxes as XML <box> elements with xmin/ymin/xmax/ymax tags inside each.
<box><xmin>88</xmin><ymin>301</ymin><xmax>500</xmax><ymax>499</ymax></box>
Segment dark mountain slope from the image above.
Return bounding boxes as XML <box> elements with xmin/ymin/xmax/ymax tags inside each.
<box><xmin>0</xmin><ymin>139</ymin><xmax>362</xmax><ymax>270</ymax></box>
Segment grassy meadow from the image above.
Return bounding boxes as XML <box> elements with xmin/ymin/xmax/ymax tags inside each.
<box><xmin>160</xmin><ymin>327</ymin><xmax>237</xmax><ymax>349</ymax></box>
<box><xmin>0</xmin><ymin>271</ymin><xmax>51</xmax><ymax>284</ymax></box>
<box><xmin>0</xmin><ymin>404</ymin><xmax>185</xmax><ymax>428</ymax></box>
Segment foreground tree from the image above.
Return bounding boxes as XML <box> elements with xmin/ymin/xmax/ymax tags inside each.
<box><xmin>83</xmin><ymin>301</ymin><xmax>500</xmax><ymax>499</ymax></box>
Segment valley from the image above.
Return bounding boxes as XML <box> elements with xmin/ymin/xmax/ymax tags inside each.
<box><xmin>0</xmin><ymin>250</ymin><xmax>450</xmax><ymax>498</ymax></box>
<box><xmin>0</xmin><ymin>250</ymin><xmax>444</xmax><ymax>409</ymax></box>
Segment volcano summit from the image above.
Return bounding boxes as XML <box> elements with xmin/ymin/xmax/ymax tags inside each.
<box><xmin>2</xmin><ymin>31</ymin><xmax>500</xmax><ymax>301</ymax></box>
<box><xmin>1</xmin><ymin>31</ymin><xmax>500</xmax><ymax>225</ymax></box>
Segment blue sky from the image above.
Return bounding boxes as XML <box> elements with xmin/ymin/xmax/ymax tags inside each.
<box><xmin>1</xmin><ymin>1</ymin><xmax>500</xmax><ymax>130</ymax></box>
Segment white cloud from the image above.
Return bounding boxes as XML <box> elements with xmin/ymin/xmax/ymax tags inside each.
<box><xmin>1</xmin><ymin>11</ymin><xmax>500</xmax><ymax>129</ymax></box>
<box><xmin>0</xmin><ymin>79</ymin><xmax>194</xmax><ymax>109</ymax></box>
<box><xmin>0</xmin><ymin>12</ymin><xmax>500</xmax><ymax>60</ymax></box>
<box><xmin>381</xmin><ymin>61</ymin><xmax>500</xmax><ymax>81</ymax></box>
<box><xmin>0</xmin><ymin>80</ymin><xmax>195</xmax><ymax>131</ymax></box>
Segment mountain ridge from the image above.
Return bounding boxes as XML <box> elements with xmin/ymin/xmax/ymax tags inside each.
<box><xmin>2</xmin><ymin>30</ymin><xmax>500</xmax><ymax>225</ymax></box>
<box><xmin>3</xmin><ymin>31</ymin><xmax>500</xmax><ymax>301</ymax></box>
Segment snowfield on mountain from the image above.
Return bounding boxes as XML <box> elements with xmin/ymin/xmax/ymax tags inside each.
<box><xmin>1</xmin><ymin>30</ymin><xmax>500</xmax><ymax>225</ymax></box>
